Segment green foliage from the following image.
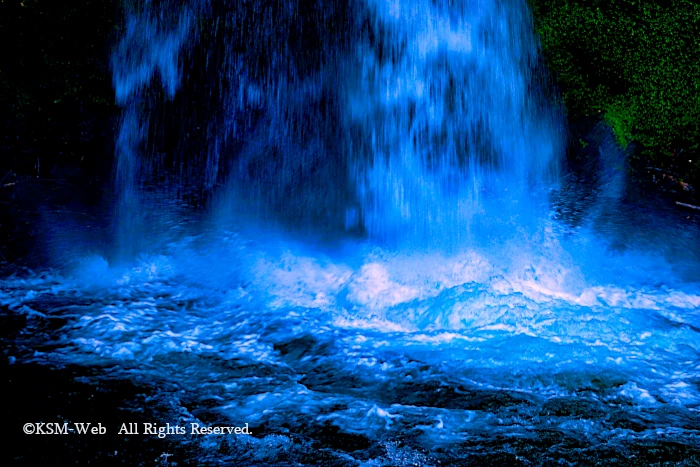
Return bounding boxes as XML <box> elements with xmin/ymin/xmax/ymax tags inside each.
<box><xmin>604</xmin><ymin>100</ymin><xmax>635</xmax><ymax>148</ymax></box>
<box><xmin>530</xmin><ymin>0</ymin><xmax>700</xmax><ymax>173</ymax></box>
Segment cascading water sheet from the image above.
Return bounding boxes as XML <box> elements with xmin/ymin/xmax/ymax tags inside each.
<box><xmin>348</xmin><ymin>0</ymin><xmax>563</xmax><ymax>244</ymax></box>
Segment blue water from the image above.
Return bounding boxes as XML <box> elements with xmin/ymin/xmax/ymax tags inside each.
<box><xmin>347</xmin><ymin>0</ymin><xmax>562</xmax><ymax>245</ymax></box>
<box><xmin>2</xmin><ymin>0</ymin><xmax>700</xmax><ymax>464</ymax></box>
<box><xmin>2</xmin><ymin>216</ymin><xmax>699</xmax><ymax>463</ymax></box>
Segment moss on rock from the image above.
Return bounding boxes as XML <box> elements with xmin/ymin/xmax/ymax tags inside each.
<box><xmin>530</xmin><ymin>0</ymin><xmax>700</xmax><ymax>191</ymax></box>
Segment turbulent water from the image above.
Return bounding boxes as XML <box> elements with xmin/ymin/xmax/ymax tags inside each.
<box><xmin>3</xmin><ymin>0</ymin><xmax>700</xmax><ymax>465</ymax></box>
<box><xmin>2</xmin><ymin>216</ymin><xmax>700</xmax><ymax>465</ymax></box>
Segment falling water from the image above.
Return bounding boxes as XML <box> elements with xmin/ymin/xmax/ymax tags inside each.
<box><xmin>347</xmin><ymin>0</ymin><xmax>563</xmax><ymax>244</ymax></box>
<box><xmin>3</xmin><ymin>0</ymin><xmax>699</xmax><ymax>465</ymax></box>
<box><xmin>110</xmin><ymin>0</ymin><xmax>563</xmax><ymax>248</ymax></box>
<box><xmin>111</xmin><ymin>0</ymin><xmax>199</xmax><ymax>258</ymax></box>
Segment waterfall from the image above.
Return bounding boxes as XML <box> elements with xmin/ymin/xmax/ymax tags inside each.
<box><xmin>346</xmin><ymin>0</ymin><xmax>563</xmax><ymax>245</ymax></box>
<box><xmin>111</xmin><ymin>0</ymin><xmax>563</xmax><ymax>252</ymax></box>
<box><xmin>5</xmin><ymin>3</ymin><xmax>700</xmax><ymax>465</ymax></box>
<box><xmin>111</xmin><ymin>0</ymin><xmax>200</xmax><ymax>258</ymax></box>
